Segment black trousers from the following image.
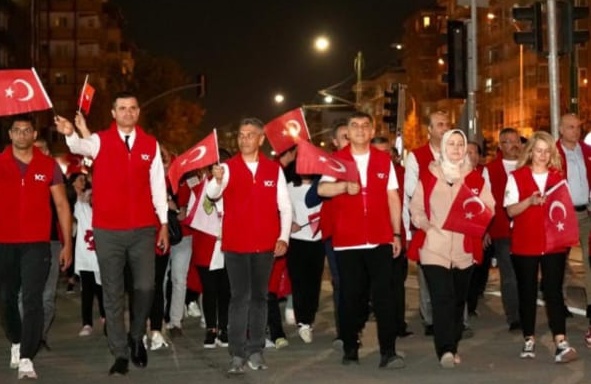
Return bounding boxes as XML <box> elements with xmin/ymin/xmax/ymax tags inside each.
<box><xmin>392</xmin><ymin>252</ymin><xmax>409</xmax><ymax>334</ymax></box>
<box><xmin>337</xmin><ymin>244</ymin><xmax>397</xmax><ymax>355</ymax></box>
<box><xmin>149</xmin><ymin>254</ymin><xmax>170</xmax><ymax>331</ymax></box>
<box><xmin>0</xmin><ymin>242</ymin><xmax>50</xmax><ymax>360</ymax></box>
<box><xmin>79</xmin><ymin>271</ymin><xmax>105</xmax><ymax>326</ymax></box>
<box><xmin>267</xmin><ymin>292</ymin><xmax>286</xmax><ymax>341</ymax></box>
<box><xmin>422</xmin><ymin>264</ymin><xmax>473</xmax><ymax>359</ymax></box>
<box><xmin>286</xmin><ymin>238</ymin><xmax>325</xmax><ymax>325</ymax></box>
<box><xmin>197</xmin><ymin>266</ymin><xmax>230</xmax><ymax>331</ymax></box>
<box><xmin>511</xmin><ymin>253</ymin><xmax>567</xmax><ymax>338</ymax></box>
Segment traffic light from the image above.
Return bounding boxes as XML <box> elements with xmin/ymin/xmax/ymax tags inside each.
<box><xmin>512</xmin><ymin>2</ymin><xmax>543</xmax><ymax>52</ymax></box>
<box><xmin>383</xmin><ymin>85</ymin><xmax>402</xmax><ymax>132</ymax></box>
<box><xmin>447</xmin><ymin>20</ymin><xmax>467</xmax><ymax>99</ymax></box>
<box><xmin>560</xmin><ymin>1</ymin><xmax>590</xmax><ymax>54</ymax></box>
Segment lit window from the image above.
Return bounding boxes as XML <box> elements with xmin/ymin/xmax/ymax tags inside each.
<box><xmin>423</xmin><ymin>16</ymin><xmax>431</xmax><ymax>29</ymax></box>
<box><xmin>485</xmin><ymin>78</ymin><xmax>493</xmax><ymax>93</ymax></box>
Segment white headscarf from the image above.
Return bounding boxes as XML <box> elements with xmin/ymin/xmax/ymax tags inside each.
<box><xmin>438</xmin><ymin>129</ymin><xmax>469</xmax><ymax>184</ymax></box>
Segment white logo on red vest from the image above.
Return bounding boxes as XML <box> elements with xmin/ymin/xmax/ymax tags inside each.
<box><xmin>34</xmin><ymin>173</ymin><xmax>46</xmax><ymax>182</ymax></box>
<box><xmin>264</xmin><ymin>180</ymin><xmax>275</xmax><ymax>187</ymax></box>
<box><xmin>471</xmin><ymin>188</ymin><xmax>480</xmax><ymax>195</ymax></box>
<box><xmin>377</xmin><ymin>172</ymin><xmax>386</xmax><ymax>179</ymax></box>
<box><xmin>141</xmin><ymin>154</ymin><xmax>151</xmax><ymax>161</ymax></box>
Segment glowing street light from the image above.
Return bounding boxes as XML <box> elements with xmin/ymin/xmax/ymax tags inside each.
<box><xmin>323</xmin><ymin>95</ymin><xmax>334</xmax><ymax>104</ymax></box>
<box><xmin>274</xmin><ymin>93</ymin><xmax>285</xmax><ymax>104</ymax></box>
<box><xmin>314</xmin><ymin>36</ymin><xmax>330</xmax><ymax>52</ymax></box>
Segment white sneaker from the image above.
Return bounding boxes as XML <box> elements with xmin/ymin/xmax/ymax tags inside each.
<box><xmin>298</xmin><ymin>324</ymin><xmax>313</xmax><ymax>343</ymax></box>
<box><xmin>18</xmin><ymin>358</ymin><xmax>37</xmax><ymax>379</ymax></box>
<box><xmin>187</xmin><ymin>301</ymin><xmax>202</xmax><ymax>318</ymax></box>
<box><xmin>265</xmin><ymin>338</ymin><xmax>275</xmax><ymax>349</ymax></box>
<box><xmin>150</xmin><ymin>331</ymin><xmax>169</xmax><ymax>351</ymax></box>
<box><xmin>78</xmin><ymin>325</ymin><xmax>93</xmax><ymax>337</ymax></box>
<box><xmin>285</xmin><ymin>308</ymin><xmax>296</xmax><ymax>325</ymax></box>
<box><xmin>10</xmin><ymin>343</ymin><xmax>19</xmax><ymax>369</ymax></box>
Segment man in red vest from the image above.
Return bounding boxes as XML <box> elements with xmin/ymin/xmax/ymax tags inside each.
<box><xmin>54</xmin><ymin>91</ymin><xmax>169</xmax><ymax>376</ymax></box>
<box><xmin>0</xmin><ymin>114</ymin><xmax>72</xmax><ymax>380</ymax></box>
<box><xmin>404</xmin><ymin>110</ymin><xmax>450</xmax><ymax>335</ymax></box>
<box><xmin>207</xmin><ymin>118</ymin><xmax>292</xmax><ymax>374</ymax></box>
<box><xmin>484</xmin><ymin>127</ymin><xmax>521</xmax><ymax>331</ymax></box>
<box><xmin>319</xmin><ymin>112</ymin><xmax>404</xmax><ymax>369</ymax></box>
<box><xmin>556</xmin><ymin>114</ymin><xmax>591</xmax><ymax>345</ymax></box>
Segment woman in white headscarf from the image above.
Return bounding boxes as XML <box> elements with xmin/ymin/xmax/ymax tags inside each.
<box><xmin>410</xmin><ymin>129</ymin><xmax>494</xmax><ymax>368</ymax></box>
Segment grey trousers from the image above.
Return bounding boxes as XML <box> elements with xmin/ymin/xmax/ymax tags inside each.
<box><xmin>493</xmin><ymin>238</ymin><xmax>520</xmax><ymax>324</ymax></box>
<box><xmin>575</xmin><ymin>211</ymin><xmax>591</xmax><ymax>307</ymax></box>
<box><xmin>224</xmin><ymin>251</ymin><xmax>274</xmax><ymax>359</ymax></box>
<box><xmin>42</xmin><ymin>240</ymin><xmax>62</xmax><ymax>341</ymax></box>
<box><xmin>418</xmin><ymin>265</ymin><xmax>433</xmax><ymax>326</ymax></box>
<box><xmin>94</xmin><ymin>227</ymin><xmax>155</xmax><ymax>360</ymax></box>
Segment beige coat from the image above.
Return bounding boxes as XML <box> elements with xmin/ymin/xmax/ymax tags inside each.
<box><xmin>410</xmin><ymin>162</ymin><xmax>495</xmax><ymax>269</ymax></box>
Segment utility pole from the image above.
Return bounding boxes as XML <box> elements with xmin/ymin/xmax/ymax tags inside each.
<box><xmin>547</xmin><ymin>0</ymin><xmax>561</xmax><ymax>138</ymax></box>
<box><xmin>466</xmin><ymin>0</ymin><xmax>478</xmax><ymax>142</ymax></box>
<box><xmin>354</xmin><ymin>51</ymin><xmax>364</xmax><ymax>108</ymax></box>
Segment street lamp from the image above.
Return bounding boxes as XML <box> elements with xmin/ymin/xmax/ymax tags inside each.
<box><xmin>314</xmin><ymin>36</ymin><xmax>330</xmax><ymax>52</ymax></box>
<box><xmin>274</xmin><ymin>93</ymin><xmax>285</xmax><ymax>104</ymax></box>
<box><xmin>323</xmin><ymin>95</ymin><xmax>334</xmax><ymax>104</ymax></box>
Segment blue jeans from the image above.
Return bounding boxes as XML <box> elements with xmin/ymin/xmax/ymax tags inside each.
<box><xmin>224</xmin><ymin>252</ymin><xmax>274</xmax><ymax>359</ymax></box>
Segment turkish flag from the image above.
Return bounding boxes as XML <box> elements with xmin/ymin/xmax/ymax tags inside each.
<box><xmin>264</xmin><ymin>108</ymin><xmax>310</xmax><ymax>155</ymax></box>
<box><xmin>296</xmin><ymin>140</ymin><xmax>358</xmax><ymax>181</ymax></box>
<box><xmin>442</xmin><ymin>183</ymin><xmax>493</xmax><ymax>238</ymax></box>
<box><xmin>77</xmin><ymin>82</ymin><xmax>95</xmax><ymax>115</ymax></box>
<box><xmin>307</xmin><ymin>211</ymin><xmax>321</xmax><ymax>237</ymax></box>
<box><xmin>0</xmin><ymin>68</ymin><xmax>53</xmax><ymax>116</ymax></box>
<box><xmin>168</xmin><ymin>130</ymin><xmax>219</xmax><ymax>194</ymax></box>
<box><xmin>544</xmin><ymin>180</ymin><xmax>579</xmax><ymax>252</ymax></box>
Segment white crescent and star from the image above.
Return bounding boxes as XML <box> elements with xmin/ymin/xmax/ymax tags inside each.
<box><xmin>180</xmin><ymin>145</ymin><xmax>207</xmax><ymax>166</ymax></box>
<box><xmin>462</xmin><ymin>196</ymin><xmax>485</xmax><ymax>219</ymax></box>
<box><xmin>318</xmin><ymin>155</ymin><xmax>346</xmax><ymax>173</ymax></box>
<box><xmin>548</xmin><ymin>201</ymin><xmax>567</xmax><ymax>231</ymax></box>
<box><xmin>4</xmin><ymin>78</ymin><xmax>35</xmax><ymax>101</ymax></box>
<box><xmin>284</xmin><ymin>119</ymin><xmax>301</xmax><ymax>138</ymax></box>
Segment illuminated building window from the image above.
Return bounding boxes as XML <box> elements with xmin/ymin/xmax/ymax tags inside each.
<box><xmin>485</xmin><ymin>78</ymin><xmax>493</xmax><ymax>93</ymax></box>
<box><xmin>423</xmin><ymin>16</ymin><xmax>431</xmax><ymax>29</ymax></box>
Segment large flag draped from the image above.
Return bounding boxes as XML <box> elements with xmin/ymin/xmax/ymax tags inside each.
<box><xmin>0</xmin><ymin>68</ymin><xmax>52</xmax><ymax>116</ymax></box>
<box><xmin>544</xmin><ymin>180</ymin><xmax>579</xmax><ymax>252</ymax></box>
<box><xmin>442</xmin><ymin>183</ymin><xmax>493</xmax><ymax>237</ymax></box>
<box><xmin>168</xmin><ymin>130</ymin><xmax>219</xmax><ymax>194</ymax></box>
<box><xmin>296</xmin><ymin>140</ymin><xmax>358</xmax><ymax>181</ymax></box>
<box><xmin>264</xmin><ymin>108</ymin><xmax>310</xmax><ymax>155</ymax></box>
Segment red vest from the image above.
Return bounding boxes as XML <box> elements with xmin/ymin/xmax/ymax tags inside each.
<box><xmin>487</xmin><ymin>156</ymin><xmax>512</xmax><ymax>239</ymax></box>
<box><xmin>221</xmin><ymin>153</ymin><xmax>280</xmax><ymax>253</ymax></box>
<box><xmin>413</xmin><ymin>144</ymin><xmax>436</xmax><ymax>179</ymax></box>
<box><xmin>394</xmin><ymin>163</ymin><xmax>407</xmax><ymax>249</ymax></box>
<box><xmin>92</xmin><ymin>123</ymin><xmax>159</xmax><ymax>230</ymax></box>
<box><xmin>407</xmin><ymin>169</ymin><xmax>485</xmax><ymax>264</ymax></box>
<box><xmin>0</xmin><ymin>146</ymin><xmax>56</xmax><ymax>243</ymax></box>
<box><xmin>511</xmin><ymin>167</ymin><xmax>567</xmax><ymax>256</ymax></box>
<box><xmin>331</xmin><ymin>146</ymin><xmax>394</xmax><ymax>248</ymax></box>
<box><xmin>556</xmin><ymin>140</ymin><xmax>591</xmax><ymax>191</ymax></box>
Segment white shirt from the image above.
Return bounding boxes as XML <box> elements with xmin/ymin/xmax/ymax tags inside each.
<box><xmin>288</xmin><ymin>182</ymin><xmax>322</xmax><ymax>241</ymax></box>
<box><xmin>320</xmin><ymin>151</ymin><xmax>398</xmax><ymax>250</ymax></box>
<box><xmin>561</xmin><ymin>142</ymin><xmax>590</xmax><ymax>206</ymax></box>
<box><xmin>65</xmin><ymin>128</ymin><xmax>168</xmax><ymax>225</ymax></box>
<box><xmin>205</xmin><ymin>161</ymin><xmax>292</xmax><ymax>243</ymax></box>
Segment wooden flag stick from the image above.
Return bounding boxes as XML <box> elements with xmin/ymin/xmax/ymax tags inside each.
<box><xmin>77</xmin><ymin>74</ymin><xmax>89</xmax><ymax>115</ymax></box>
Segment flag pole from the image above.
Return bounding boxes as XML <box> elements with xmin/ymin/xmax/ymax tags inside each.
<box><xmin>299</xmin><ymin>107</ymin><xmax>311</xmax><ymax>140</ymax></box>
<box><xmin>213</xmin><ymin>128</ymin><xmax>220</xmax><ymax>165</ymax></box>
<box><xmin>77</xmin><ymin>74</ymin><xmax>89</xmax><ymax>115</ymax></box>
<box><xmin>31</xmin><ymin>67</ymin><xmax>56</xmax><ymax>117</ymax></box>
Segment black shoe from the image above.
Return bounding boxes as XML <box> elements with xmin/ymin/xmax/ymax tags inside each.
<box><xmin>342</xmin><ymin>348</ymin><xmax>359</xmax><ymax>365</ymax></box>
<box><xmin>109</xmin><ymin>358</ymin><xmax>129</xmax><ymax>376</ymax></box>
<box><xmin>378</xmin><ymin>353</ymin><xmax>405</xmax><ymax>369</ymax></box>
<box><xmin>424</xmin><ymin>325</ymin><xmax>434</xmax><ymax>336</ymax></box>
<box><xmin>509</xmin><ymin>321</ymin><xmax>522</xmax><ymax>332</ymax></box>
<box><xmin>39</xmin><ymin>339</ymin><xmax>51</xmax><ymax>352</ymax></box>
<box><xmin>397</xmin><ymin>330</ymin><xmax>414</xmax><ymax>338</ymax></box>
<box><xmin>129</xmin><ymin>337</ymin><xmax>148</xmax><ymax>368</ymax></box>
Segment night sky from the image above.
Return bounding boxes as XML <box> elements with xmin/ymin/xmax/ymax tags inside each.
<box><xmin>111</xmin><ymin>0</ymin><xmax>438</xmax><ymax>128</ymax></box>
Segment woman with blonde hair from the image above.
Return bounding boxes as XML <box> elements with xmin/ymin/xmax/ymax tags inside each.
<box><xmin>504</xmin><ymin>130</ymin><xmax>578</xmax><ymax>364</ymax></box>
<box><xmin>410</xmin><ymin>129</ymin><xmax>494</xmax><ymax>368</ymax></box>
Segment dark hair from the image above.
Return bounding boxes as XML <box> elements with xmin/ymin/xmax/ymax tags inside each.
<box><xmin>499</xmin><ymin>127</ymin><xmax>518</xmax><ymax>138</ymax></box>
<box><xmin>111</xmin><ymin>91</ymin><xmax>139</xmax><ymax>108</ymax></box>
<box><xmin>370</xmin><ymin>136</ymin><xmax>389</xmax><ymax>145</ymax></box>
<box><xmin>239</xmin><ymin>117</ymin><xmax>264</xmax><ymax>130</ymax></box>
<box><xmin>467</xmin><ymin>140</ymin><xmax>482</xmax><ymax>156</ymax></box>
<box><xmin>347</xmin><ymin>111</ymin><xmax>373</xmax><ymax>125</ymax></box>
<box><xmin>9</xmin><ymin>113</ymin><xmax>35</xmax><ymax>129</ymax></box>
<box><xmin>331</xmin><ymin>118</ymin><xmax>348</xmax><ymax>139</ymax></box>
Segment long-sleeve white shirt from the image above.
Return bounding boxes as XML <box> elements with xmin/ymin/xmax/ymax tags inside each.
<box><xmin>206</xmin><ymin>162</ymin><xmax>292</xmax><ymax>243</ymax></box>
<box><xmin>65</xmin><ymin>129</ymin><xmax>168</xmax><ymax>225</ymax></box>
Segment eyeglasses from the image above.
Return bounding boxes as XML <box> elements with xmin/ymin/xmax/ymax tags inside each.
<box><xmin>10</xmin><ymin>127</ymin><xmax>34</xmax><ymax>136</ymax></box>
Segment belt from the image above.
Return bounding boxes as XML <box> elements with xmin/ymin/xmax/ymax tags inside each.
<box><xmin>574</xmin><ymin>205</ymin><xmax>588</xmax><ymax>212</ymax></box>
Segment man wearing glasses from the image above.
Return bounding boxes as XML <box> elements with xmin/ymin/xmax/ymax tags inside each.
<box><xmin>0</xmin><ymin>114</ymin><xmax>72</xmax><ymax>379</ymax></box>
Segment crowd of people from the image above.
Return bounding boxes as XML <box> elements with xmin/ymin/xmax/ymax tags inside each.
<box><xmin>1</xmin><ymin>92</ymin><xmax>589</xmax><ymax>379</ymax></box>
